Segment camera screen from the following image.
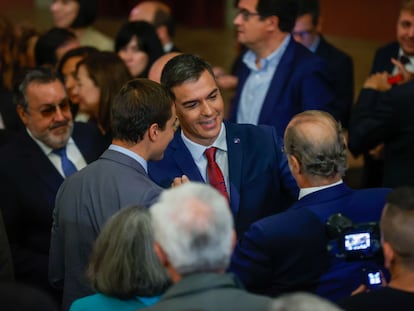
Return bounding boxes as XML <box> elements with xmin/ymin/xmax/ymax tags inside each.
<box><xmin>368</xmin><ymin>271</ymin><xmax>381</xmax><ymax>285</ymax></box>
<box><xmin>344</xmin><ymin>232</ymin><xmax>371</xmax><ymax>251</ymax></box>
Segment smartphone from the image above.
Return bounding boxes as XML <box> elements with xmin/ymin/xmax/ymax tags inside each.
<box><xmin>366</xmin><ymin>270</ymin><xmax>382</xmax><ymax>290</ymax></box>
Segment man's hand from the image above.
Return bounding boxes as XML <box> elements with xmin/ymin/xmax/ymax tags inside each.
<box><xmin>171</xmin><ymin>175</ymin><xmax>190</xmax><ymax>187</ymax></box>
<box><xmin>363</xmin><ymin>72</ymin><xmax>391</xmax><ymax>92</ymax></box>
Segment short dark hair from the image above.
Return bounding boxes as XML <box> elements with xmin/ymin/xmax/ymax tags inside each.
<box><xmin>111</xmin><ymin>78</ymin><xmax>173</xmax><ymax>143</ymax></box>
<box><xmin>256</xmin><ymin>0</ymin><xmax>299</xmax><ymax>32</ymax></box>
<box><xmin>76</xmin><ymin>51</ymin><xmax>132</xmax><ymax>133</ymax></box>
<box><xmin>57</xmin><ymin>46</ymin><xmax>98</xmax><ymax>79</ymax></box>
<box><xmin>86</xmin><ymin>206</ymin><xmax>171</xmax><ymax>298</ymax></box>
<box><xmin>115</xmin><ymin>21</ymin><xmax>165</xmax><ymax>78</ymax></box>
<box><xmin>70</xmin><ymin>0</ymin><xmax>97</xmax><ymax>28</ymax></box>
<box><xmin>160</xmin><ymin>53</ymin><xmax>215</xmax><ymax>98</ymax></box>
<box><xmin>381</xmin><ymin>187</ymin><xmax>414</xmax><ymax>270</ymax></box>
<box><xmin>14</xmin><ymin>67</ymin><xmax>62</xmax><ymax>111</ymax></box>
<box><xmin>296</xmin><ymin>0</ymin><xmax>320</xmax><ymax>26</ymax></box>
<box><xmin>34</xmin><ymin>28</ymin><xmax>77</xmax><ymax>67</ymax></box>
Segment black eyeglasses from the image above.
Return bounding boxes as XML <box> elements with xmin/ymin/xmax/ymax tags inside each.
<box><xmin>235</xmin><ymin>8</ymin><xmax>261</xmax><ymax>21</ymax></box>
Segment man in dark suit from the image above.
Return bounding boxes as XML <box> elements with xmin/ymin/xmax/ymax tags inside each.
<box><xmin>129</xmin><ymin>1</ymin><xmax>181</xmax><ymax>53</ymax></box>
<box><xmin>292</xmin><ymin>0</ymin><xmax>354</xmax><ymax>128</ymax></box>
<box><xmin>348</xmin><ymin>72</ymin><xmax>414</xmax><ymax>188</ymax></box>
<box><xmin>0</xmin><ymin>67</ymin><xmax>105</xmax><ymax>298</ymax></box>
<box><xmin>50</xmin><ymin>79</ymin><xmax>177</xmax><ymax>311</ymax></box>
<box><xmin>146</xmin><ymin>182</ymin><xmax>272</xmax><ymax>311</ymax></box>
<box><xmin>229</xmin><ymin>110</ymin><xmax>390</xmax><ymax>302</ymax></box>
<box><xmin>148</xmin><ymin>54</ymin><xmax>298</xmax><ymax>237</ymax></box>
<box><xmin>358</xmin><ymin>0</ymin><xmax>414</xmax><ymax>188</ymax></box>
<box><xmin>228</xmin><ymin>0</ymin><xmax>336</xmax><ymax>136</ymax></box>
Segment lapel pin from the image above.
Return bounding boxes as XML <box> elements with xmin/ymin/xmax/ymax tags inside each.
<box><xmin>233</xmin><ymin>138</ymin><xmax>240</xmax><ymax>144</ymax></box>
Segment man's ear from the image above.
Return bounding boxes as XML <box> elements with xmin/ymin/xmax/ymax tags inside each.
<box><xmin>148</xmin><ymin>123</ymin><xmax>159</xmax><ymax>142</ymax></box>
<box><xmin>382</xmin><ymin>241</ymin><xmax>395</xmax><ymax>270</ymax></box>
<box><xmin>156</xmin><ymin>25</ymin><xmax>169</xmax><ymax>45</ymax></box>
<box><xmin>154</xmin><ymin>242</ymin><xmax>168</xmax><ymax>267</ymax></box>
<box><xmin>316</xmin><ymin>16</ymin><xmax>323</xmax><ymax>33</ymax></box>
<box><xmin>16</xmin><ymin>105</ymin><xmax>28</xmax><ymax>125</ymax></box>
<box><xmin>288</xmin><ymin>154</ymin><xmax>301</xmax><ymax>175</ymax></box>
<box><xmin>265</xmin><ymin>15</ymin><xmax>279</xmax><ymax>32</ymax></box>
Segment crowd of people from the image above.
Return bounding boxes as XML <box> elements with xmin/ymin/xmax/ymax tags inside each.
<box><xmin>1</xmin><ymin>0</ymin><xmax>414</xmax><ymax>310</ymax></box>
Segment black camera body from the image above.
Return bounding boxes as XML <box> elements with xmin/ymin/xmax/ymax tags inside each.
<box><xmin>326</xmin><ymin>213</ymin><xmax>382</xmax><ymax>261</ymax></box>
<box><xmin>340</xmin><ymin>223</ymin><xmax>381</xmax><ymax>260</ymax></box>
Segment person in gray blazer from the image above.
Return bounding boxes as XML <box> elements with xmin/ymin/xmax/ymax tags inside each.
<box><xmin>49</xmin><ymin>78</ymin><xmax>177</xmax><ymax>311</ymax></box>
<box><xmin>146</xmin><ymin>182</ymin><xmax>271</xmax><ymax>311</ymax></box>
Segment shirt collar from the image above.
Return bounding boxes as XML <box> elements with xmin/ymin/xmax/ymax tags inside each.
<box><xmin>309</xmin><ymin>35</ymin><xmax>321</xmax><ymax>53</ymax></box>
<box><xmin>108</xmin><ymin>144</ymin><xmax>148</xmax><ymax>173</ymax></box>
<box><xmin>243</xmin><ymin>34</ymin><xmax>292</xmax><ymax>71</ymax></box>
<box><xmin>181</xmin><ymin>123</ymin><xmax>227</xmax><ymax>161</ymax></box>
<box><xmin>299</xmin><ymin>179</ymin><xmax>343</xmax><ymax>200</ymax></box>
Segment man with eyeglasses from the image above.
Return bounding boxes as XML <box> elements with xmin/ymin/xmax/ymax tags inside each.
<box><xmin>0</xmin><ymin>67</ymin><xmax>105</xmax><ymax>302</ymax></box>
<box><xmin>292</xmin><ymin>0</ymin><xmax>354</xmax><ymax>129</ymax></box>
<box><xmin>229</xmin><ymin>0</ymin><xmax>336</xmax><ymax>138</ymax></box>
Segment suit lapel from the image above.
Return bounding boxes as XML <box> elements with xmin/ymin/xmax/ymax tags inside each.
<box><xmin>20</xmin><ymin>131</ymin><xmax>63</xmax><ymax>194</ymax></box>
<box><xmin>171</xmin><ymin>131</ymin><xmax>204</xmax><ymax>182</ymax></box>
<box><xmin>258</xmin><ymin>38</ymin><xmax>295</xmax><ymax>124</ymax></box>
<box><xmin>225</xmin><ymin>122</ymin><xmax>242</xmax><ymax>216</ymax></box>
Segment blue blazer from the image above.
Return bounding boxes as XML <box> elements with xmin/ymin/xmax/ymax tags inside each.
<box><xmin>228</xmin><ymin>38</ymin><xmax>336</xmax><ymax>136</ymax></box>
<box><xmin>229</xmin><ymin>183</ymin><xmax>390</xmax><ymax>302</ymax></box>
<box><xmin>0</xmin><ymin>122</ymin><xmax>105</xmax><ymax>294</ymax></box>
<box><xmin>148</xmin><ymin>122</ymin><xmax>298</xmax><ymax>236</ymax></box>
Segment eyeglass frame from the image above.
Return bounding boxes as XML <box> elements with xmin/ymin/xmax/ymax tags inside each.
<box><xmin>235</xmin><ymin>8</ymin><xmax>262</xmax><ymax>21</ymax></box>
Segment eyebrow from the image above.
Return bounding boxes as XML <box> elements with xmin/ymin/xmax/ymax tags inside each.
<box><xmin>180</xmin><ymin>88</ymin><xmax>219</xmax><ymax>106</ymax></box>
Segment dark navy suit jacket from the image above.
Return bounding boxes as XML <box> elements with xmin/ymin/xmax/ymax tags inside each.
<box><xmin>315</xmin><ymin>36</ymin><xmax>354</xmax><ymax>128</ymax></box>
<box><xmin>0</xmin><ymin>123</ymin><xmax>105</xmax><ymax>293</ymax></box>
<box><xmin>229</xmin><ymin>183</ymin><xmax>390</xmax><ymax>302</ymax></box>
<box><xmin>148</xmin><ymin>122</ymin><xmax>298</xmax><ymax>236</ymax></box>
<box><xmin>370</xmin><ymin>42</ymin><xmax>399</xmax><ymax>74</ymax></box>
<box><xmin>228</xmin><ymin>38</ymin><xmax>336</xmax><ymax>136</ymax></box>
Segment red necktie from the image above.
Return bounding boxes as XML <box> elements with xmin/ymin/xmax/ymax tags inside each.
<box><xmin>205</xmin><ymin>147</ymin><xmax>229</xmax><ymax>201</ymax></box>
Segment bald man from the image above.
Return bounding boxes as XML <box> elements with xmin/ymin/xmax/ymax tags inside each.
<box><xmin>148</xmin><ymin>52</ymin><xmax>181</xmax><ymax>83</ymax></box>
<box><xmin>129</xmin><ymin>1</ymin><xmax>180</xmax><ymax>53</ymax></box>
<box><xmin>229</xmin><ymin>110</ymin><xmax>390</xmax><ymax>302</ymax></box>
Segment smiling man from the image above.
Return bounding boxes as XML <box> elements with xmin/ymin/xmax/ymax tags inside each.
<box><xmin>148</xmin><ymin>54</ymin><xmax>298</xmax><ymax>237</ymax></box>
<box><xmin>0</xmin><ymin>67</ymin><xmax>105</xmax><ymax>302</ymax></box>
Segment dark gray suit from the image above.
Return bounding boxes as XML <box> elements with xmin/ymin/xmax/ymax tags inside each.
<box><xmin>49</xmin><ymin>148</ymin><xmax>163</xmax><ymax>311</ymax></box>
<box><xmin>145</xmin><ymin>273</ymin><xmax>271</xmax><ymax>311</ymax></box>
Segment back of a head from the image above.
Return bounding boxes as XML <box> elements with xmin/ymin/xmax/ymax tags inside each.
<box><xmin>70</xmin><ymin>0</ymin><xmax>97</xmax><ymax>29</ymax></box>
<box><xmin>150</xmin><ymin>182</ymin><xmax>234</xmax><ymax>275</ymax></box>
<box><xmin>86</xmin><ymin>205</ymin><xmax>170</xmax><ymax>299</ymax></box>
<box><xmin>256</xmin><ymin>0</ymin><xmax>299</xmax><ymax>32</ymax></box>
<box><xmin>160</xmin><ymin>53</ymin><xmax>215</xmax><ymax>95</ymax></box>
<box><xmin>268</xmin><ymin>292</ymin><xmax>343</xmax><ymax>311</ymax></box>
<box><xmin>34</xmin><ymin>27</ymin><xmax>77</xmax><ymax>67</ymax></box>
<box><xmin>381</xmin><ymin>187</ymin><xmax>414</xmax><ymax>270</ymax></box>
<box><xmin>284</xmin><ymin>110</ymin><xmax>347</xmax><ymax>180</ymax></box>
<box><xmin>111</xmin><ymin>78</ymin><xmax>173</xmax><ymax>144</ymax></box>
<box><xmin>148</xmin><ymin>52</ymin><xmax>181</xmax><ymax>83</ymax></box>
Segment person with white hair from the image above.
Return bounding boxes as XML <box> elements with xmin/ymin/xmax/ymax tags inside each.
<box><xmin>146</xmin><ymin>182</ymin><xmax>271</xmax><ymax>311</ymax></box>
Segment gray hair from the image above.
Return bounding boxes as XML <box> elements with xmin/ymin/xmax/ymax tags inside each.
<box><xmin>14</xmin><ymin>67</ymin><xmax>63</xmax><ymax>111</ymax></box>
<box><xmin>268</xmin><ymin>292</ymin><xmax>343</xmax><ymax>311</ymax></box>
<box><xmin>86</xmin><ymin>205</ymin><xmax>170</xmax><ymax>298</ymax></box>
<box><xmin>284</xmin><ymin>110</ymin><xmax>347</xmax><ymax>180</ymax></box>
<box><xmin>150</xmin><ymin>182</ymin><xmax>234</xmax><ymax>275</ymax></box>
